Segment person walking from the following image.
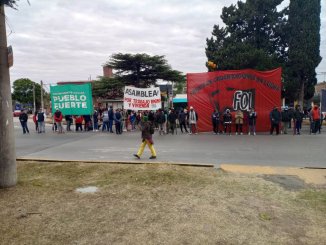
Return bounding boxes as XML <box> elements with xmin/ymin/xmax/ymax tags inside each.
<box><xmin>280</xmin><ymin>106</ymin><xmax>291</xmax><ymax>134</ymax></box>
<box><xmin>54</xmin><ymin>109</ymin><xmax>63</xmax><ymax>134</ymax></box>
<box><xmin>134</xmin><ymin>115</ymin><xmax>156</xmax><ymax>159</ymax></box>
<box><xmin>248</xmin><ymin>108</ymin><xmax>257</xmax><ymax>135</ymax></box>
<box><xmin>211</xmin><ymin>109</ymin><xmax>220</xmax><ymax>134</ymax></box>
<box><xmin>188</xmin><ymin>106</ymin><xmax>198</xmax><ymax>134</ymax></box>
<box><xmin>235</xmin><ymin>110</ymin><xmax>244</xmax><ymax>135</ymax></box>
<box><xmin>270</xmin><ymin>107</ymin><xmax>281</xmax><ymax>135</ymax></box>
<box><xmin>19</xmin><ymin>109</ymin><xmax>29</xmax><ymax>134</ymax></box>
<box><xmin>223</xmin><ymin>109</ymin><xmax>232</xmax><ymax>135</ymax></box>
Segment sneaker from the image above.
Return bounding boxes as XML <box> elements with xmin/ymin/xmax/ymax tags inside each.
<box><xmin>195</xmin><ymin>133</ymin><xmax>198</xmax><ymax>135</ymax></box>
<box><xmin>149</xmin><ymin>156</ymin><xmax>156</xmax><ymax>159</ymax></box>
<box><xmin>254</xmin><ymin>132</ymin><xmax>256</xmax><ymax>136</ymax></box>
<box><xmin>188</xmin><ymin>133</ymin><xmax>192</xmax><ymax>135</ymax></box>
<box><xmin>240</xmin><ymin>133</ymin><xmax>243</xmax><ymax>135</ymax></box>
<box><xmin>133</xmin><ymin>154</ymin><xmax>140</xmax><ymax>159</ymax></box>
<box><xmin>235</xmin><ymin>132</ymin><xmax>238</xmax><ymax>135</ymax></box>
<box><xmin>248</xmin><ymin>132</ymin><xmax>251</xmax><ymax>135</ymax></box>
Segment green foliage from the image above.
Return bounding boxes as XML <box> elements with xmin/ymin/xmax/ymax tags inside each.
<box><xmin>92</xmin><ymin>77</ymin><xmax>124</xmax><ymax>99</ymax></box>
<box><xmin>11</xmin><ymin>78</ymin><xmax>46</xmax><ymax>108</ymax></box>
<box><xmin>106</xmin><ymin>53</ymin><xmax>184</xmax><ymax>88</ymax></box>
<box><xmin>206</xmin><ymin>0</ymin><xmax>287</xmax><ymax>71</ymax></box>
<box><xmin>285</xmin><ymin>0</ymin><xmax>322</xmax><ymax>101</ymax></box>
<box><xmin>0</xmin><ymin>0</ymin><xmax>18</xmax><ymax>8</ymax></box>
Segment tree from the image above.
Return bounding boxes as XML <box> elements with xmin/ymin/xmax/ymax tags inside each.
<box><xmin>0</xmin><ymin>0</ymin><xmax>19</xmax><ymax>187</ymax></box>
<box><xmin>105</xmin><ymin>53</ymin><xmax>184</xmax><ymax>88</ymax></box>
<box><xmin>12</xmin><ymin>78</ymin><xmax>45</xmax><ymax>109</ymax></box>
<box><xmin>205</xmin><ymin>0</ymin><xmax>288</xmax><ymax>71</ymax></box>
<box><xmin>285</xmin><ymin>0</ymin><xmax>322</xmax><ymax>105</ymax></box>
<box><xmin>92</xmin><ymin>77</ymin><xmax>124</xmax><ymax>100</ymax></box>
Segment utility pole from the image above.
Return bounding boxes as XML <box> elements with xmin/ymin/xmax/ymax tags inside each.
<box><xmin>33</xmin><ymin>82</ymin><xmax>36</xmax><ymax>113</ymax></box>
<box><xmin>40</xmin><ymin>80</ymin><xmax>44</xmax><ymax>112</ymax></box>
<box><xmin>0</xmin><ymin>4</ymin><xmax>16</xmax><ymax>187</ymax></box>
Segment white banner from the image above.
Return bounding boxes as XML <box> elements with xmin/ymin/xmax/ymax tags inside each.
<box><xmin>123</xmin><ymin>86</ymin><xmax>161</xmax><ymax>110</ymax></box>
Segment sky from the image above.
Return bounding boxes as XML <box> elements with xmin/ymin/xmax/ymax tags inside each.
<box><xmin>5</xmin><ymin>0</ymin><xmax>326</xmax><ymax>89</ymax></box>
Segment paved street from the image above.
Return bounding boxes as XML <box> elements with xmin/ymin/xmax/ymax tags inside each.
<box><xmin>13</xmin><ymin>118</ymin><xmax>325</xmax><ymax>168</ymax></box>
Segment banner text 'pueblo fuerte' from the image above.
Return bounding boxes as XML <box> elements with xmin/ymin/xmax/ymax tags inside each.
<box><xmin>123</xmin><ymin>86</ymin><xmax>161</xmax><ymax>110</ymax></box>
<box><xmin>52</xmin><ymin>92</ymin><xmax>88</xmax><ymax>109</ymax></box>
<box><xmin>50</xmin><ymin>83</ymin><xmax>93</xmax><ymax>115</ymax></box>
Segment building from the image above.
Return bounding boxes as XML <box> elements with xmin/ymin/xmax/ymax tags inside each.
<box><xmin>315</xmin><ymin>81</ymin><xmax>326</xmax><ymax>95</ymax></box>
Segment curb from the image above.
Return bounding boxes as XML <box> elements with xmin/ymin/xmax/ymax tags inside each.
<box><xmin>16</xmin><ymin>157</ymin><xmax>215</xmax><ymax>168</ymax></box>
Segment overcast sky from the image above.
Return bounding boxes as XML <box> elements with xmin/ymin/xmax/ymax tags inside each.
<box><xmin>5</xmin><ymin>0</ymin><xmax>326</xmax><ymax>89</ymax></box>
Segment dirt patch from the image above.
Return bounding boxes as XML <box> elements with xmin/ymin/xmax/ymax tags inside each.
<box><xmin>261</xmin><ymin>174</ymin><xmax>307</xmax><ymax>191</ymax></box>
<box><xmin>0</xmin><ymin>161</ymin><xmax>325</xmax><ymax>245</ymax></box>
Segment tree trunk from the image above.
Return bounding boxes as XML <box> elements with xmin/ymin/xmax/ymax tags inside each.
<box><xmin>0</xmin><ymin>4</ymin><xmax>17</xmax><ymax>188</ymax></box>
<box><xmin>298</xmin><ymin>81</ymin><xmax>305</xmax><ymax>108</ymax></box>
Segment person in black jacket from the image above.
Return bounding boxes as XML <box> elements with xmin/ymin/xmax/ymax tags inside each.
<box><xmin>270</xmin><ymin>107</ymin><xmax>281</xmax><ymax>135</ymax></box>
<box><xmin>65</xmin><ymin>115</ymin><xmax>73</xmax><ymax>131</ymax></box>
<box><xmin>178</xmin><ymin>109</ymin><xmax>188</xmax><ymax>134</ymax></box>
<box><xmin>19</xmin><ymin>109</ymin><xmax>29</xmax><ymax>134</ymax></box>
<box><xmin>281</xmin><ymin>106</ymin><xmax>291</xmax><ymax>134</ymax></box>
<box><xmin>212</xmin><ymin>109</ymin><xmax>220</xmax><ymax>134</ymax></box>
<box><xmin>223</xmin><ymin>109</ymin><xmax>232</xmax><ymax>135</ymax></box>
<box><xmin>156</xmin><ymin>109</ymin><xmax>166</xmax><ymax>135</ymax></box>
<box><xmin>168</xmin><ymin>109</ymin><xmax>177</xmax><ymax>135</ymax></box>
<box><xmin>293</xmin><ymin>105</ymin><xmax>304</xmax><ymax>135</ymax></box>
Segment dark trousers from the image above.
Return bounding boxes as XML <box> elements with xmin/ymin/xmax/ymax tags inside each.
<box><xmin>66</xmin><ymin>120</ymin><xmax>72</xmax><ymax>131</ymax></box>
<box><xmin>180</xmin><ymin>121</ymin><xmax>188</xmax><ymax>133</ymax></box>
<box><xmin>313</xmin><ymin>120</ymin><xmax>320</xmax><ymax>134</ymax></box>
<box><xmin>224</xmin><ymin>123</ymin><xmax>231</xmax><ymax>134</ymax></box>
<box><xmin>295</xmin><ymin>120</ymin><xmax>302</xmax><ymax>134</ymax></box>
<box><xmin>169</xmin><ymin>122</ymin><xmax>176</xmax><ymax>135</ymax></box>
<box><xmin>76</xmin><ymin>123</ymin><xmax>83</xmax><ymax>131</ymax></box>
<box><xmin>270</xmin><ymin>123</ymin><xmax>279</xmax><ymax>135</ymax></box>
<box><xmin>115</xmin><ymin>122</ymin><xmax>121</xmax><ymax>134</ymax></box>
<box><xmin>20</xmin><ymin>121</ymin><xmax>29</xmax><ymax>134</ymax></box>
<box><xmin>213</xmin><ymin>121</ymin><xmax>219</xmax><ymax>134</ymax></box>
<box><xmin>108</xmin><ymin>120</ymin><xmax>114</xmax><ymax>132</ymax></box>
<box><xmin>235</xmin><ymin>124</ymin><xmax>243</xmax><ymax>133</ymax></box>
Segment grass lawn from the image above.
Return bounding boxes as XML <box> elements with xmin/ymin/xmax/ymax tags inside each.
<box><xmin>0</xmin><ymin>161</ymin><xmax>325</xmax><ymax>245</ymax></box>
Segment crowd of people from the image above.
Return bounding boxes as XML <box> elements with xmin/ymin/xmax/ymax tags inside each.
<box><xmin>18</xmin><ymin>104</ymin><xmax>325</xmax><ymax>136</ymax></box>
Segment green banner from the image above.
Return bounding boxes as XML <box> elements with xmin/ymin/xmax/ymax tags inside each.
<box><xmin>50</xmin><ymin>83</ymin><xmax>93</xmax><ymax>115</ymax></box>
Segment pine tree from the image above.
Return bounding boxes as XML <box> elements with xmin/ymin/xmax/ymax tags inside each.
<box><xmin>285</xmin><ymin>0</ymin><xmax>322</xmax><ymax>105</ymax></box>
<box><xmin>206</xmin><ymin>0</ymin><xmax>287</xmax><ymax>71</ymax></box>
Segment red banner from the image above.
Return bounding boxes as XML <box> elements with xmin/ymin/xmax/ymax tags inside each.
<box><xmin>187</xmin><ymin>68</ymin><xmax>282</xmax><ymax>132</ymax></box>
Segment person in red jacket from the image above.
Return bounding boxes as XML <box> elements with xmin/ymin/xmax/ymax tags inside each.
<box><xmin>74</xmin><ymin>115</ymin><xmax>84</xmax><ymax>132</ymax></box>
<box><xmin>54</xmin><ymin>109</ymin><xmax>64</xmax><ymax>133</ymax></box>
<box><xmin>33</xmin><ymin>111</ymin><xmax>38</xmax><ymax>132</ymax></box>
<box><xmin>310</xmin><ymin>104</ymin><xmax>321</xmax><ymax>134</ymax></box>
